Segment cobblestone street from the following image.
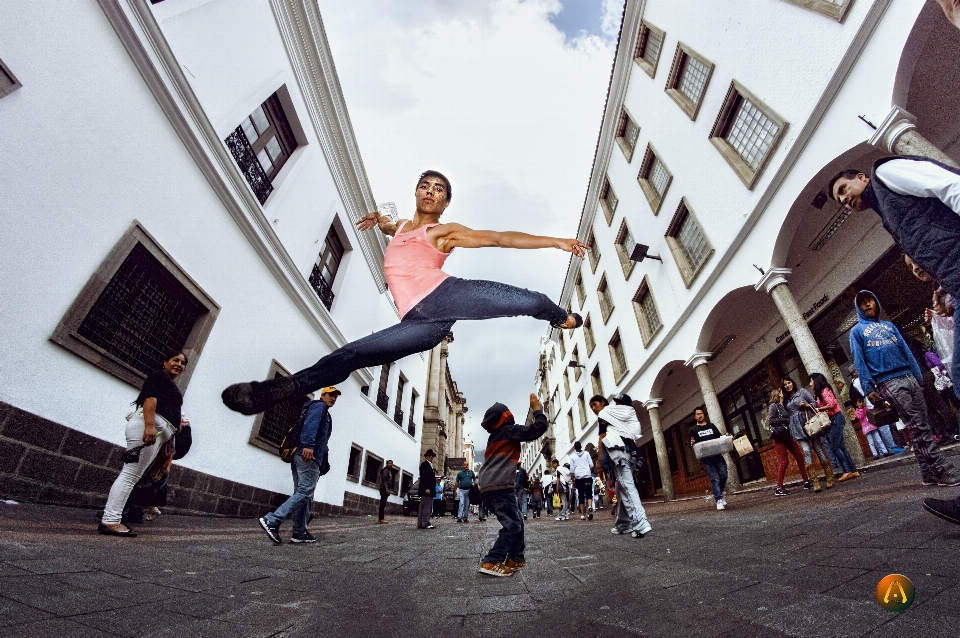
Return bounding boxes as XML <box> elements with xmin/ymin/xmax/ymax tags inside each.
<box><xmin>2</xmin><ymin>451</ymin><xmax>959</xmax><ymax>637</ymax></box>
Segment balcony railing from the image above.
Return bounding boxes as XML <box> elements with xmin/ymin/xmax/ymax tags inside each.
<box><xmin>407</xmin><ymin>417</ymin><xmax>416</xmax><ymax>437</ymax></box>
<box><xmin>308</xmin><ymin>264</ymin><xmax>335</xmax><ymax>310</ymax></box>
<box><xmin>224</xmin><ymin>127</ymin><xmax>273</xmax><ymax>205</ymax></box>
<box><xmin>376</xmin><ymin>388</ymin><xmax>389</xmax><ymax>412</ymax></box>
<box><xmin>394</xmin><ymin>407</ymin><xmax>404</xmax><ymax>426</ymax></box>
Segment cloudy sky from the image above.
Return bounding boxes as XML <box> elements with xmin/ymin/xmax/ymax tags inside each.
<box><xmin>317</xmin><ymin>0</ymin><xmax>622</xmax><ymax>454</ymax></box>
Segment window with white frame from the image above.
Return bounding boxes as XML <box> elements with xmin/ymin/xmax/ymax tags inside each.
<box><xmin>783</xmin><ymin>0</ymin><xmax>853</xmax><ymax>22</ymax></box>
<box><xmin>600</xmin><ymin>177</ymin><xmax>619</xmax><ymax>225</ymax></box>
<box><xmin>614</xmin><ymin>220</ymin><xmax>637</xmax><ymax>280</ymax></box>
<box><xmin>615</xmin><ymin>109</ymin><xmax>640</xmax><ymax>162</ymax></box>
<box><xmin>609</xmin><ymin>330</ymin><xmax>629</xmax><ymax>382</ymax></box>
<box><xmin>709</xmin><ymin>81</ymin><xmax>787</xmax><ymax>189</ymax></box>
<box><xmin>583</xmin><ymin>314</ymin><xmax>596</xmax><ymax>355</ymax></box>
<box><xmin>637</xmin><ymin>145</ymin><xmax>672</xmax><ymax>215</ymax></box>
<box><xmin>634</xmin><ymin>20</ymin><xmax>665</xmax><ymax>78</ymax></box>
<box><xmin>587</xmin><ymin>230</ymin><xmax>601</xmax><ymax>273</ymax></box>
<box><xmin>665</xmin><ymin>43</ymin><xmax>714</xmax><ymax>120</ymax></box>
<box><xmin>598</xmin><ymin>274</ymin><xmax>614</xmax><ymax>323</ymax></box>
<box><xmin>575</xmin><ymin>271</ymin><xmax>587</xmax><ymax>308</ymax></box>
<box><xmin>590</xmin><ymin>365</ymin><xmax>604</xmax><ymax>398</ymax></box>
<box><xmin>666</xmin><ymin>198</ymin><xmax>713</xmax><ymax>287</ymax></box>
<box><xmin>632</xmin><ymin>277</ymin><xmax>663</xmax><ymax>347</ymax></box>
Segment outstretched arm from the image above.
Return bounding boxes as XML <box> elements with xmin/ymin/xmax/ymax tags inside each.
<box><xmin>356</xmin><ymin>212</ymin><xmax>402</xmax><ymax>236</ymax></box>
<box><xmin>431</xmin><ymin>223</ymin><xmax>588</xmax><ymax>258</ymax></box>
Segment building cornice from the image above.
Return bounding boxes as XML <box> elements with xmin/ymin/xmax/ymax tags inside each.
<box><xmin>97</xmin><ymin>0</ymin><xmax>378</xmax><ymax>385</ymax></box>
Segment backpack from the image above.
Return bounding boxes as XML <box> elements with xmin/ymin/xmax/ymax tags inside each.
<box><xmin>279</xmin><ymin>400</ymin><xmax>317</xmax><ymax>462</ymax></box>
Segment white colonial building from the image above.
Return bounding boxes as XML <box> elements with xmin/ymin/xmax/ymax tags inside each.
<box><xmin>0</xmin><ymin>0</ymin><xmax>467</xmax><ymax>517</ymax></box>
<box><xmin>525</xmin><ymin>0</ymin><xmax>960</xmax><ymax>500</ymax></box>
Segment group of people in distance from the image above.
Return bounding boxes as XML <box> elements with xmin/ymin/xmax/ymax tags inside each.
<box><xmin>98</xmin><ymin>153</ymin><xmax>960</xmax><ymax>571</ymax></box>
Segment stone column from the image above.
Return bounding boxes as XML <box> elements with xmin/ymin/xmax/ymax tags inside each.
<box><xmin>643</xmin><ymin>399</ymin><xmax>674</xmax><ymax>502</ymax></box>
<box><xmin>870</xmin><ymin>106</ymin><xmax>959</xmax><ymax>168</ymax></box>
<box><xmin>685</xmin><ymin>353</ymin><xmax>742</xmax><ymax>491</ymax></box>
<box><xmin>755</xmin><ymin>269</ymin><xmax>866</xmax><ymax>468</ymax></box>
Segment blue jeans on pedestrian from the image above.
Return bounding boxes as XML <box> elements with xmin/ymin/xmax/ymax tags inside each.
<box><xmin>286</xmin><ymin>277</ymin><xmax>568</xmax><ymax>397</ymax></box>
<box><xmin>701</xmin><ymin>455</ymin><xmax>727</xmax><ymax>501</ymax></box>
<box><xmin>824</xmin><ymin>412</ymin><xmax>856</xmax><ymax>473</ymax></box>
<box><xmin>516</xmin><ymin>488</ymin><xmax>528</xmax><ymax>517</ymax></box>
<box><xmin>878</xmin><ymin>424</ymin><xmax>898</xmax><ymax>451</ymax></box>
<box><xmin>266</xmin><ymin>454</ymin><xmax>321</xmax><ymax>535</ymax></box>
<box><xmin>457</xmin><ymin>488</ymin><xmax>470</xmax><ymax>520</ymax></box>
<box><xmin>481</xmin><ymin>489</ymin><xmax>525</xmax><ymax>564</ymax></box>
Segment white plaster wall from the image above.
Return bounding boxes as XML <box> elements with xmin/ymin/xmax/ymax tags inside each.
<box><xmin>0</xmin><ymin>1</ymin><xmax>426</xmax><ymax>504</ymax></box>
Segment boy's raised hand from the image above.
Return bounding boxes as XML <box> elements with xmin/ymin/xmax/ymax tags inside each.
<box><xmin>529</xmin><ymin>393</ymin><xmax>542</xmax><ymax>412</ymax></box>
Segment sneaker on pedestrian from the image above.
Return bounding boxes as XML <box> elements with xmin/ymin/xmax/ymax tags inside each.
<box><xmin>631</xmin><ymin>525</ymin><xmax>651</xmax><ymax>538</ymax></box>
<box><xmin>588</xmin><ymin>511</ymin><xmax>593</xmax><ymax>521</ymax></box>
<box><xmin>716</xmin><ymin>501</ymin><xmax>726</xmax><ymax>511</ymax></box>
<box><xmin>802</xmin><ymin>481</ymin><xmax>813</xmax><ymax>490</ymax></box>
<box><xmin>718</xmin><ymin>498</ymin><xmax>727</xmax><ymax>507</ymax></box>
<box><xmin>936</xmin><ymin>470</ymin><xmax>960</xmax><ymax>487</ymax></box>
<box><xmin>611</xmin><ymin>527</ymin><xmax>626</xmax><ymax>535</ymax></box>
<box><xmin>478</xmin><ymin>562</ymin><xmax>513</xmax><ymax>577</ymax></box>
<box><xmin>503</xmin><ymin>557</ymin><xmax>526</xmax><ymax>572</ymax></box>
<box><xmin>581</xmin><ymin>515</ymin><xmax>586</xmax><ymax>520</ymax></box>
<box><xmin>774</xmin><ymin>487</ymin><xmax>790</xmax><ymax>497</ymax></box>
<box><xmin>922</xmin><ymin>496</ymin><xmax>960</xmax><ymax>525</ymax></box>
<box><xmin>377</xmin><ymin>519</ymin><xmax>388</xmax><ymax>524</ymax></box>
<box><xmin>290</xmin><ymin>532</ymin><xmax>316</xmax><ymax>544</ymax></box>
<box><xmin>426</xmin><ymin>524</ymin><xmax>435</xmax><ymax>529</ymax></box>
<box><xmin>258</xmin><ymin>516</ymin><xmax>281</xmax><ymax>544</ymax></box>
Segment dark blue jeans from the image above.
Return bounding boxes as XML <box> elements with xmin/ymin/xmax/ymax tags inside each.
<box><xmin>289</xmin><ymin>277</ymin><xmax>567</xmax><ymax>396</ymax></box>
<box><xmin>824</xmin><ymin>412</ymin><xmax>856</xmax><ymax>473</ymax></box>
<box><xmin>481</xmin><ymin>489</ymin><xmax>525</xmax><ymax>564</ymax></box>
<box><xmin>701</xmin><ymin>455</ymin><xmax>727</xmax><ymax>501</ymax></box>
<box><xmin>265</xmin><ymin>455</ymin><xmax>321</xmax><ymax>535</ymax></box>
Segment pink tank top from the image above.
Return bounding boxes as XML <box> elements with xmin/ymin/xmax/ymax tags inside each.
<box><xmin>384</xmin><ymin>221</ymin><xmax>451</xmax><ymax>318</ymax></box>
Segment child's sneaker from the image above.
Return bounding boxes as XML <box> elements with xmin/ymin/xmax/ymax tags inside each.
<box><xmin>478</xmin><ymin>562</ymin><xmax>513</xmax><ymax>577</ymax></box>
<box><xmin>503</xmin><ymin>558</ymin><xmax>526</xmax><ymax>572</ymax></box>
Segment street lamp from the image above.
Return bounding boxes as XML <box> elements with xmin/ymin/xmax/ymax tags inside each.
<box><xmin>629</xmin><ymin>243</ymin><xmax>663</xmax><ymax>263</ymax></box>
<box><xmin>567</xmin><ymin>360</ymin><xmax>586</xmax><ymax>369</ymax></box>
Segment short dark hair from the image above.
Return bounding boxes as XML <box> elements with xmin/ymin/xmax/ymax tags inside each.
<box><xmin>163</xmin><ymin>351</ymin><xmax>188</xmax><ymax>366</ymax></box>
<box><xmin>589</xmin><ymin>394</ymin><xmax>608</xmax><ymax>406</ymax></box>
<box><xmin>551</xmin><ymin>458</ymin><xmax>559</xmax><ymax>464</ymax></box>
<box><xmin>574</xmin><ymin>441</ymin><xmax>582</xmax><ymax>451</ymax></box>
<box><xmin>827</xmin><ymin>169</ymin><xmax>862</xmax><ymax>201</ymax></box>
<box><xmin>417</xmin><ymin>170</ymin><xmax>452</xmax><ymax>202</ymax></box>
<box><xmin>386</xmin><ymin>459</ymin><xmax>393</xmax><ymax>465</ymax></box>
<box><xmin>694</xmin><ymin>407</ymin><xmax>706</xmax><ymax>415</ymax></box>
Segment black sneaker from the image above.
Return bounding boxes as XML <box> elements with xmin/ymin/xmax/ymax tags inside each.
<box><xmin>937</xmin><ymin>471</ymin><xmax>960</xmax><ymax>487</ymax></box>
<box><xmin>774</xmin><ymin>487</ymin><xmax>790</xmax><ymax>497</ymax></box>
<box><xmin>258</xmin><ymin>516</ymin><xmax>281</xmax><ymax>544</ymax></box>
<box><xmin>223</xmin><ymin>376</ymin><xmax>298</xmax><ymax>416</ymax></box>
<box><xmin>802</xmin><ymin>481</ymin><xmax>813</xmax><ymax>490</ymax></box>
<box><xmin>290</xmin><ymin>532</ymin><xmax>317</xmax><ymax>544</ymax></box>
<box><xmin>922</xmin><ymin>497</ymin><xmax>960</xmax><ymax>525</ymax></box>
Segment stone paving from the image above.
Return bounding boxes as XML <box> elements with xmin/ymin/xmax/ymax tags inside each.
<box><xmin>2</xmin><ymin>450</ymin><xmax>959</xmax><ymax>637</ymax></box>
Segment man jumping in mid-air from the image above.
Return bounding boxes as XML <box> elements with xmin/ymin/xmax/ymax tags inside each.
<box><xmin>222</xmin><ymin>170</ymin><xmax>586</xmax><ymax>415</ymax></box>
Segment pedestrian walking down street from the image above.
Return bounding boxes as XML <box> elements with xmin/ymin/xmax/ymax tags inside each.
<box><xmin>529</xmin><ymin>480</ymin><xmax>543</xmax><ymax>518</ymax></box>
<box><xmin>688</xmin><ymin>408</ymin><xmax>729</xmax><ymax>510</ymax></box>
<box><xmin>783</xmin><ymin>378</ymin><xmax>834</xmax><ymax>492</ymax></box>
<box><xmin>552</xmin><ymin>460</ymin><xmax>571</xmax><ymax>520</ymax></box>
<box><xmin>417</xmin><ymin>450</ymin><xmax>437</xmax><ymax>530</ymax></box>
<box><xmin>99</xmin><ymin>352</ymin><xmax>191</xmax><ymax>537</ymax></box>
<box><xmin>591</xmin><ymin>394</ymin><xmax>652</xmax><ymax>537</ymax></box>
<box><xmin>222</xmin><ymin>171</ymin><xmax>587</xmax><ymax>417</ymax></box>
<box><xmin>541</xmin><ymin>469</ymin><xmax>555</xmax><ymax>517</ymax></box>
<box><xmin>455</xmin><ymin>462</ymin><xmax>475</xmax><ymax>523</ymax></box>
<box><xmin>569</xmin><ymin>441</ymin><xmax>594</xmax><ymax>521</ymax></box>
<box><xmin>515</xmin><ymin>465</ymin><xmax>529</xmax><ymax>520</ymax></box>
<box><xmin>767</xmin><ymin>389</ymin><xmax>811</xmax><ymax>497</ymax></box>
<box><xmin>848</xmin><ymin>291</ymin><xmax>959</xmax><ymax>488</ymax></box>
<box><xmin>432</xmin><ymin>476</ymin><xmax>444</xmax><ymax>518</ymax></box>
<box><xmin>258</xmin><ymin>387</ymin><xmax>339</xmax><ymax>545</ymax></box>
<box><xmin>377</xmin><ymin>460</ymin><xmax>395</xmax><ymax>524</ymax></box>
<box><xmin>477</xmin><ymin>394</ymin><xmax>548</xmax><ymax>577</ymax></box>
<box><xmin>829</xmin><ymin>157</ymin><xmax>960</xmax><ymax>523</ymax></box>
<box><xmin>810</xmin><ymin>373</ymin><xmax>859</xmax><ymax>481</ymax></box>
<box><xmin>853</xmin><ymin>397</ymin><xmax>890</xmax><ymax>459</ymax></box>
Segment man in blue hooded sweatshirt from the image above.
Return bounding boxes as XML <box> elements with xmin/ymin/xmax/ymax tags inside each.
<box><xmin>849</xmin><ymin>291</ymin><xmax>958</xmax><ymax>489</ymax></box>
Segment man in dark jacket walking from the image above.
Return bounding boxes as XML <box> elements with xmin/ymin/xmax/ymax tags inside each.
<box><xmin>258</xmin><ymin>386</ymin><xmax>339</xmax><ymax>544</ymax></box>
<box><xmin>829</xmin><ymin>155</ymin><xmax>960</xmax><ymax>523</ymax></box>
<box><xmin>417</xmin><ymin>450</ymin><xmax>437</xmax><ymax>530</ymax></box>
<box><xmin>377</xmin><ymin>460</ymin><xmax>395</xmax><ymax>524</ymax></box>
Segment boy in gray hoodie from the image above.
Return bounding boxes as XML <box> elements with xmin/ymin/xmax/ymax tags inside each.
<box><xmin>477</xmin><ymin>394</ymin><xmax>548</xmax><ymax>577</ymax></box>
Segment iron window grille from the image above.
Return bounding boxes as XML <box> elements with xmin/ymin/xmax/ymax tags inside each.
<box><xmin>578</xmin><ymin>392</ymin><xmax>588</xmax><ymax>430</ymax></box>
<box><xmin>575</xmin><ymin>272</ymin><xmax>587</xmax><ymax>308</ymax></box>
<box><xmin>615</xmin><ymin>109</ymin><xmax>640</xmax><ymax>162</ymax></box>
<box><xmin>600</xmin><ymin>178</ymin><xmax>618</xmax><ymax>225</ymax></box>
<box><xmin>609</xmin><ymin>330</ymin><xmax>628</xmax><ymax>382</ymax></box>
<box><xmin>376</xmin><ymin>364</ymin><xmax>391</xmax><ymax>412</ymax></box>
<box><xmin>363</xmin><ymin>452</ymin><xmax>384</xmax><ymax>488</ymax></box>
<box><xmin>637</xmin><ymin>145</ymin><xmax>673</xmax><ymax>214</ymax></box>
<box><xmin>709</xmin><ymin>81</ymin><xmax>787</xmax><ymax>189</ymax></box>
<box><xmin>615</xmin><ymin>220</ymin><xmax>638</xmax><ymax>280</ymax></box>
<box><xmin>665</xmin><ymin>198</ymin><xmax>714</xmax><ymax>287</ymax></box>
<box><xmin>587</xmin><ymin>231</ymin><xmax>601</xmax><ymax>273</ymax></box>
<box><xmin>309</xmin><ymin>224</ymin><xmax>344</xmax><ymax>310</ymax></box>
<box><xmin>633</xmin><ymin>278</ymin><xmax>663</xmax><ymax>347</ymax></box>
<box><xmin>665</xmin><ymin>43</ymin><xmax>714</xmax><ymax>120</ymax></box>
<box><xmin>347</xmin><ymin>444</ymin><xmax>363</xmax><ymax>481</ymax></box>
<box><xmin>252</xmin><ymin>370</ymin><xmax>305</xmax><ymax>451</ymax></box>
<box><xmin>395</xmin><ymin>376</ymin><xmax>406</xmax><ymax>425</ymax></box>
<box><xmin>408</xmin><ymin>391</ymin><xmax>418</xmax><ymax>436</ymax></box>
<box><xmin>50</xmin><ymin>223</ymin><xmax>219</xmax><ymax>390</ymax></box>
<box><xmin>225</xmin><ymin>93</ymin><xmax>298</xmax><ymax>205</ymax></box>
<box><xmin>634</xmin><ymin>20</ymin><xmax>665</xmax><ymax>78</ymax></box>
<box><xmin>394</xmin><ymin>407</ymin><xmax>405</xmax><ymax>426</ymax></box>
<box><xmin>591</xmin><ymin>366</ymin><xmax>604</xmax><ymax>400</ymax></box>
<box><xmin>583</xmin><ymin>314</ymin><xmax>596</xmax><ymax>355</ymax></box>
<box><xmin>597</xmin><ymin>274</ymin><xmax>614</xmax><ymax>323</ymax></box>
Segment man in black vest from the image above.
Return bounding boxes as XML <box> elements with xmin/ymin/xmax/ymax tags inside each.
<box><xmin>417</xmin><ymin>450</ymin><xmax>437</xmax><ymax>530</ymax></box>
<box><xmin>829</xmin><ymin>155</ymin><xmax>960</xmax><ymax>525</ymax></box>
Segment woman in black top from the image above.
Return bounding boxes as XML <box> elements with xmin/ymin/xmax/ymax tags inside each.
<box><xmin>99</xmin><ymin>352</ymin><xmax>188</xmax><ymax>536</ymax></box>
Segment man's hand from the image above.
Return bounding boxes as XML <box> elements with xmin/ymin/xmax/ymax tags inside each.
<box><xmin>529</xmin><ymin>393</ymin><xmax>542</xmax><ymax>412</ymax></box>
<box><xmin>556</xmin><ymin>238</ymin><xmax>589</xmax><ymax>258</ymax></box>
<box><xmin>301</xmin><ymin>447</ymin><xmax>314</xmax><ymax>462</ymax></box>
<box><xmin>356</xmin><ymin>212</ymin><xmax>398</xmax><ymax>236</ymax></box>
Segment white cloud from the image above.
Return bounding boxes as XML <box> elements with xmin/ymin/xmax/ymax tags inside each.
<box><xmin>317</xmin><ymin>0</ymin><xmax>615</xmax><ymax>459</ymax></box>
